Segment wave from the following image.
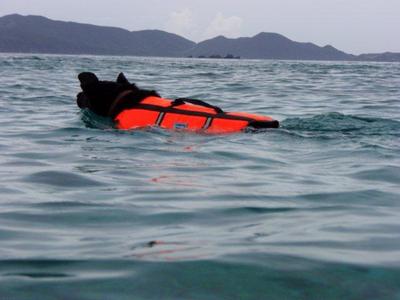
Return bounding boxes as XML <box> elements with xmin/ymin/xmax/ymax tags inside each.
<box><xmin>80</xmin><ymin>110</ymin><xmax>400</xmax><ymax>140</ymax></box>
<box><xmin>1</xmin><ymin>257</ymin><xmax>399</xmax><ymax>300</ymax></box>
<box><xmin>281</xmin><ymin>112</ymin><xmax>400</xmax><ymax>136</ymax></box>
<box><xmin>79</xmin><ymin>109</ymin><xmax>115</xmax><ymax>130</ymax></box>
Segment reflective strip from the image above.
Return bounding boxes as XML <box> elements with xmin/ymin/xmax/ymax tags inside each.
<box><xmin>202</xmin><ymin>117</ymin><xmax>213</xmax><ymax>130</ymax></box>
<box><xmin>155</xmin><ymin>112</ymin><xmax>166</xmax><ymax>126</ymax></box>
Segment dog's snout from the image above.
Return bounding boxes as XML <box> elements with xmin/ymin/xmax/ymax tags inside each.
<box><xmin>77</xmin><ymin>92</ymin><xmax>89</xmax><ymax>109</ymax></box>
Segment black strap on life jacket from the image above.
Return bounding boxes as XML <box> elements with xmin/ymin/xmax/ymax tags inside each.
<box><xmin>171</xmin><ymin>98</ymin><xmax>224</xmax><ymax>114</ymax></box>
<box><xmin>168</xmin><ymin>98</ymin><xmax>279</xmax><ymax>128</ymax></box>
<box><xmin>131</xmin><ymin>103</ymin><xmax>255</xmax><ymax>122</ymax></box>
<box><xmin>108</xmin><ymin>90</ymin><xmax>134</xmax><ymax>117</ymax></box>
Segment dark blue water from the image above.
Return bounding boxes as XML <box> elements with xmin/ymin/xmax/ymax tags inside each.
<box><xmin>0</xmin><ymin>54</ymin><xmax>400</xmax><ymax>299</ymax></box>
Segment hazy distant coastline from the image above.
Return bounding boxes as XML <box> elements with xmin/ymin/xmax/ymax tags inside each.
<box><xmin>0</xmin><ymin>14</ymin><xmax>399</xmax><ymax>62</ymax></box>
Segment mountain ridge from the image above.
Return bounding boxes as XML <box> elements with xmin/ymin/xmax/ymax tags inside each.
<box><xmin>0</xmin><ymin>14</ymin><xmax>195</xmax><ymax>56</ymax></box>
<box><xmin>185</xmin><ymin>32</ymin><xmax>354</xmax><ymax>60</ymax></box>
<box><xmin>0</xmin><ymin>14</ymin><xmax>398</xmax><ymax>62</ymax></box>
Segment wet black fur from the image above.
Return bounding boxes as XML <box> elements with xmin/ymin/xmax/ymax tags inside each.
<box><xmin>77</xmin><ymin>72</ymin><xmax>160</xmax><ymax>118</ymax></box>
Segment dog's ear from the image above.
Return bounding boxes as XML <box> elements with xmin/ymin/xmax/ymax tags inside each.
<box><xmin>116</xmin><ymin>73</ymin><xmax>130</xmax><ymax>84</ymax></box>
<box><xmin>78</xmin><ymin>72</ymin><xmax>99</xmax><ymax>86</ymax></box>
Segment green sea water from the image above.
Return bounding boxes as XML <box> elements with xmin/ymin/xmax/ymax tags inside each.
<box><xmin>0</xmin><ymin>54</ymin><xmax>399</xmax><ymax>299</ymax></box>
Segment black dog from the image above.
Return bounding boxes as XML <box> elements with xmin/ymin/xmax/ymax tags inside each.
<box><xmin>77</xmin><ymin>72</ymin><xmax>159</xmax><ymax>118</ymax></box>
<box><xmin>77</xmin><ymin>72</ymin><xmax>279</xmax><ymax>131</ymax></box>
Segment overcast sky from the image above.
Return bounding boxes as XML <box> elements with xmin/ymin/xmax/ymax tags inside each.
<box><xmin>1</xmin><ymin>0</ymin><xmax>399</xmax><ymax>54</ymax></box>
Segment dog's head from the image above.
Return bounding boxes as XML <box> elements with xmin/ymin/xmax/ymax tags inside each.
<box><xmin>77</xmin><ymin>72</ymin><xmax>139</xmax><ymax>117</ymax></box>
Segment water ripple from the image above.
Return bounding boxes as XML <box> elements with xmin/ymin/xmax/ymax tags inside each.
<box><xmin>1</xmin><ymin>54</ymin><xmax>400</xmax><ymax>299</ymax></box>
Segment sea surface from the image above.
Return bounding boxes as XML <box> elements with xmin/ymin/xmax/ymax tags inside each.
<box><xmin>0</xmin><ymin>54</ymin><xmax>399</xmax><ymax>299</ymax></box>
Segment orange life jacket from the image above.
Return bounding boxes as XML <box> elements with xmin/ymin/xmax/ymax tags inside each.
<box><xmin>114</xmin><ymin>96</ymin><xmax>279</xmax><ymax>133</ymax></box>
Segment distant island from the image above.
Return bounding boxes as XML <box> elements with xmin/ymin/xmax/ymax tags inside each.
<box><xmin>0</xmin><ymin>14</ymin><xmax>399</xmax><ymax>62</ymax></box>
<box><xmin>189</xmin><ymin>54</ymin><xmax>241</xmax><ymax>59</ymax></box>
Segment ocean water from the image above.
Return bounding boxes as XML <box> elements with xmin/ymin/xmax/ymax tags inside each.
<box><xmin>0</xmin><ymin>54</ymin><xmax>399</xmax><ymax>300</ymax></box>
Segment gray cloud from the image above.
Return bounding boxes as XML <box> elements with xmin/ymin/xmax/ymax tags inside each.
<box><xmin>203</xmin><ymin>13</ymin><xmax>243</xmax><ymax>40</ymax></box>
<box><xmin>165</xmin><ymin>8</ymin><xmax>195</xmax><ymax>38</ymax></box>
